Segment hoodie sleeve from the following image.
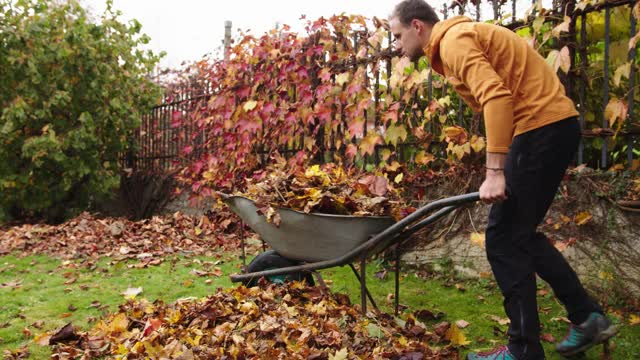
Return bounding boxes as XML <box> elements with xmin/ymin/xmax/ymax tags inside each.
<box><xmin>439</xmin><ymin>28</ymin><xmax>514</xmax><ymax>153</ymax></box>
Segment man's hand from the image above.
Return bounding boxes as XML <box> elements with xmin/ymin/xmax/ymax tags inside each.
<box><xmin>480</xmin><ymin>170</ymin><xmax>507</xmax><ymax>204</ymax></box>
<box><xmin>480</xmin><ymin>152</ymin><xmax>508</xmax><ymax>204</ymax></box>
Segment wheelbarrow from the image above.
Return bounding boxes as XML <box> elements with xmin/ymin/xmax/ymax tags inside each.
<box><xmin>220</xmin><ymin>192</ymin><xmax>480</xmax><ymax>314</ymax></box>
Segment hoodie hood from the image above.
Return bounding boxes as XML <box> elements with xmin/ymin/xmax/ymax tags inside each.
<box><xmin>424</xmin><ymin>16</ymin><xmax>473</xmax><ymax>75</ymax></box>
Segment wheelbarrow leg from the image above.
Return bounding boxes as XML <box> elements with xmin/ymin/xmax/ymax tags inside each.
<box><xmin>311</xmin><ymin>271</ymin><xmax>328</xmax><ymax>289</ymax></box>
<box><xmin>395</xmin><ymin>245</ymin><xmax>400</xmax><ymax>316</ymax></box>
<box><xmin>348</xmin><ymin>261</ymin><xmax>378</xmax><ymax>313</ymax></box>
<box><xmin>240</xmin><ymin>234</ymin><xmax>247</xmax><ymax>273</ymax></box>
<box><xmin>361</xmin><ymin>256</ymin><xmax>367</xmax><ymax>313</ymax></box>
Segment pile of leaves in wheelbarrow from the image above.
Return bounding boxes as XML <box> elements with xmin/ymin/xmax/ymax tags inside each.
<box><xmin>42</xmin><ymin>282</ymin><xmax>465</xmax><ymax>359</ymax></box>
<box><xmin>237</xmin><ymin>156</ymin><xmax>416</xmax><ymax>225</ymax></box>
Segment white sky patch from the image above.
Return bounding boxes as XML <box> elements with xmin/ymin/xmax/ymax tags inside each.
<box><xmin>80</xmin><ymin>0</ymin><xmax>553</xmax><ymax>69</ymax></box>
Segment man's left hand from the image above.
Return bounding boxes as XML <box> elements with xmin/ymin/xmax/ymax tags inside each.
<box><xmin>479</xmin><ymin>171</ymin><xmax>507</xmax><ymax>204</ymax></box>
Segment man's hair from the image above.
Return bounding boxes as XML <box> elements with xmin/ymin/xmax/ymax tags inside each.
<box><xmin>392</xmin><ymin>0</ymin><xmax>440</xmax><ymax>26</ymax></box>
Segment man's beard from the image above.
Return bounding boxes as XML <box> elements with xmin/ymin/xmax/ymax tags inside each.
<box><xmin>409</xmin><ymin>48</ymin><xmax>425</xmax><ymax>62</ymax></box>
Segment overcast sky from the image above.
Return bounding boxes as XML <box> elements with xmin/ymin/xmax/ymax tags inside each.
<box><xmin>80</xmin><ymin>0</ymin><xmax>548</xmax><ymax>69</ymax></box>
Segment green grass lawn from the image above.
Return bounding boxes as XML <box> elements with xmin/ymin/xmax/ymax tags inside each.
<box><xmin>1</xmin><ymin>252</ymin><xmax>638</xmax><ymax>359</ymax></box>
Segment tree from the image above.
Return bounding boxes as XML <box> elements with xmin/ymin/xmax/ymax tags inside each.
<box><xmin>0</xmin><ymin>0</ymin><xmax>163</xmax><ymax>222</ymax></box>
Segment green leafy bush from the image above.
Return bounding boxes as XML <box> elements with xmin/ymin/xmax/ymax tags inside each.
<box><xmin>0</xmin><ymin>0</ymin><xmax>162</xmax><ymax>222</ymax></box>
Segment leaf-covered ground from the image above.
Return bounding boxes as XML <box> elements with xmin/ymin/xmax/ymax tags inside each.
<box><xmin>0</xmin><ymin>210</ymin><xmax>242</xmax><ymax>262</ymax></box>
<box><xmin>44</xmin><ymin>282</ymin><xmax>461</xmax><ymax>359</ymax></box>
<box><xmin>1</xmin><ymin>208</ymin><xmax>639</xmax><ymax>359</ymax></box>
<box><xmin>2</xmin><ymin>253</ymin><xmax>639</xmax><ymax>359</ymax></box>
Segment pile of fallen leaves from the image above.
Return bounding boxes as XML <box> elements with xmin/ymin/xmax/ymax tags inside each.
<box><xmin>42</xmin><ymin>282</ymin><xmax>464</xmax><ymax>359</ymax></box>
<box><xmin>0</xmin><ymin>210</ymin><xmax>243</xmax><ymax>261</ymax></box>
<box><xmin>237</xmin><ymin>157</ymin><xmax>414</xmax><ymax>225</ymax></box>
<box><xmin>622</xmin><ymin>177</ymin><xmax>640</xmax><ymax>202</ymax></box>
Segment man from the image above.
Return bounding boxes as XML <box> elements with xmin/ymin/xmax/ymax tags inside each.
<box><xmin>389</xmin><ymin>1</ymin><xmax>618</xmax><ymax>359</ymax></box>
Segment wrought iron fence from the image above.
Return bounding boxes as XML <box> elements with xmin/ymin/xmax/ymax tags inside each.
<box><xmin>125</xmin><ymin>0</ymin><xmax>639</xmax><ymax>173</ymax></box>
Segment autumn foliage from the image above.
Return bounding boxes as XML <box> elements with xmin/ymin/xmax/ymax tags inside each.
<box><xmin>168</xmin><ymin>1</ymin><xmax>640</xmax><ymax>206</ymax></box>
<box><xmin>171</xmin><ymin>14</ymin><xmax>487</xmax><ymax>202</ymax></box>
<box><xmin>43</xmin><ymin>282</ymin><xmax>467</xmax><ymax>359</ymax></box>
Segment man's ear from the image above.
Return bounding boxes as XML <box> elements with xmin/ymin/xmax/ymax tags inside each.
<box><xmin>411</xmin><ymin>19</ymin><xmax>424</xmax><ymax>33</ymax></box>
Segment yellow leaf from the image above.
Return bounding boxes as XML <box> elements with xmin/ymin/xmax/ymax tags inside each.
<box><xmin>194</xmin><ymin>227</ymin><xmax>202</xmax><ymax>236</ymax></box>
<box><xmin>609</xmin><ymin>164</ymin><xmax>624</xmax><ymax>172</ymax></box>
<box><xmin>574</xmin><ymin>211</ymin><xmax>593</xmax><ymax>225</ymax></box>
<box><xmin>415</xmin><ymin>150</ymin><xmax>435</xmax><ymax>165</ymax></box>
<box><xmin>386</xmin><ymin>161</ymin><xmax>402</xmax><ymax>172</ymax></box>
<box><xmin>554</xmin><ymin>241</ymin><xmax>568</xmax><ymax>252</ymax></box>
<box><xmin>115</xmin><ymin>343</ymin><xmax>129</xmax><ymax>355</ymax></box>
<box><xmin>443</xmin><ymin>126</ymin><xmax>464</xmax><ymax>139</ymax></box>
<box><xmin>243</xmin><ymin>100</ymin><xmax>257</xmax><ymax>112</ymax></box>
<box><xmin>604</xmin><ymin>98</ymin><xmax>628</xmax><ymax>127</ymax></box>
<box><xmin>380</xmin><ymin>148</ymin><xmax>392</xmax><ymax>161</ymax></box>
<box><xmin>598</xmin><ymin>271</ymin><xmax>614</xmax><ymax>281</ymax></box>
<box><xmin>552</xmin><ymin>16</ymin><xmax>571</xmax><ymax>38</ymax></box>
<box><xmin>470</xmin><ymin>135</ymin><xmax>486</xmax><ymax>153</ymax></box>
<box><xmin>329</xmin><ymin>348</ymin><xmax>349</xmax><ymax>360</ymax></box>
<box><xmin>169</xmin><ymin>309</ymin><xmax>182</xmax><ymax>324</ymax></box>
<box><xmin>336</xmin><ymin>72</ymin><xmax>350</xmax><ymax>87</ymax></box>
<box><xmin>490</xmin><ymin>315</ymin><xmax>511</xmax><ymax>326</ymax></box>
<box><xmin>137</xmin><ymin>340</ymin><xmax>160</xmax><ymax>357</ymax></box>
<box><xmin>34</xmin><ymin>333</ymin><xmax>51</xmax><ymax>346</ymax></box>
<box><xmin>283</xmin><ymin>304</ymin><xmax>299</xmax><ymax>317</ymax></box>
<box><xmin>470</xmin><ymin>232</ymin><xmax>485</xmax><ymax>248</ymax></box>
<box><xmin>545</xmin><ymin>46</ymin><xmax>571</xmax><ymax>73</ymax></box>
<box><xmin>629</xmin><ymin>314</ymin><xmax>640</xmax><ymax>326</ymax></box>
<box><xmin>110</xmin><ymin>313</ymin><xmax>129</xmax><ymax>334</ymax></box>
<box><xmin>203</xmin><ymin>171</ymin><xmax>215</xmax><ymax>182</ymax></box>
<box><xmin>393</xmin><ymin>57</ymin><xmax>412</xmax><ymax>77</ymax></box>
<box><xmin>367</xmin><ymin>28</ymin><xmax>386</xmax><ymax>48</ymax></box>
<box><xmin>406</xmin><ymin>69</ymin><xmax>430</xmax><ymax>89</ymax></box>
<box><xmin>576</xmin><ymin>1</ymin><xmax>588</xmax><ymax>11</ymax></box>
<box><xmin>304</xmin><ymin>164</ymin><xmax>324</xmax><ymax>178</ymax></box>
<box><xmin>629</xmin><ymin>30</ymin><xmax>640</xmax><ymax>50</ymax></box>
<box><xmin>385</xmin><ymin>124</ymin><xmax>408</xmax><ymax>146</ymax></box>
<box><xmin>447</xmin><ymin>143</ymin><xmax>470</xmax><ymax>161</ymax></box>
<box><xmin>394</xmin><ymin>173</ymin><xmax>403</xmax><ymax>184</ymax></box>
<box><xmin>437</xmin><ymin>95</ymin><xmax>451</xmax><ymax>107</ymax></box>
<box><xmin>359</xmin><ymin>133</ymin><xmax>383</xmax><ymax>156</ymax></box>
<box><xmin>445</xmin><ymin>323</ymin><xmax>471</xmax><ymax>346</ymax></box>
<box><xmin>303</xmin><ymin>188</ymin><xmax>323</xmax><ymax>201</ymax></box>
<box><xmin>240</xmin><ymin>301</ymin><xmax>259</xmax><ymax>315</ymax></box>
<box><xmin>122</xmin><ymin>287</ymin><xmax>143</xmax><ymax>299</ymax></box>
<box><xmin>398</xmin><ymin>336</ymin><xmax>408</xmax><ymax>346</ymax></box>
<box><xmin>613</xmin><ymin>62</ymin><xmax>631</xmax><ymax>88</ymax></box>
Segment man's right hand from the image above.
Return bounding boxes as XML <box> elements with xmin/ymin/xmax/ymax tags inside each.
<box><xmin>479</xmin><ymin>170</ymin><xmax>507</xmax><ymax>204</ymax></box>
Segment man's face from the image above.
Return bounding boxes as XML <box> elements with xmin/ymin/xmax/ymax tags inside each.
<box><xmin>390</xmin><ymin>17</ymin><xmax>425</xmax><ymax>62</ymax></box>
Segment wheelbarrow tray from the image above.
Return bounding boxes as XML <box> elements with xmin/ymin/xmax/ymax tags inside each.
<box><xmin>223</xmin><ymin>195</ymin><xmax>395</xmax><ymax>262</ymax></box>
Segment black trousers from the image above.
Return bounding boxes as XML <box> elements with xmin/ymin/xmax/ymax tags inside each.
<box><xmin>485</xmin><ymin>117</ymin><xmax>602</xmax><ymax>359</ymax></box>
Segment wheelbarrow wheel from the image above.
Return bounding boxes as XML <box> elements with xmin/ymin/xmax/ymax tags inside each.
<box><xmin>244</xmin><ymin>250</ymin><xmax>315</xmax><ymax>287</ymax></box>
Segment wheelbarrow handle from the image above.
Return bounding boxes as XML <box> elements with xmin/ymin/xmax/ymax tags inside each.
<box><xmin>361</xmin><ymin>192</ymin><xmax>480</xmax><ymax>249</ymax></box>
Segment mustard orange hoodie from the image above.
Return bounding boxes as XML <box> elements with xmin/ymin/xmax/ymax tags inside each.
<box><xmin>425</xmin><ymin>16</ymin><xmax>579</xmax><ymax>153</ymax></box>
